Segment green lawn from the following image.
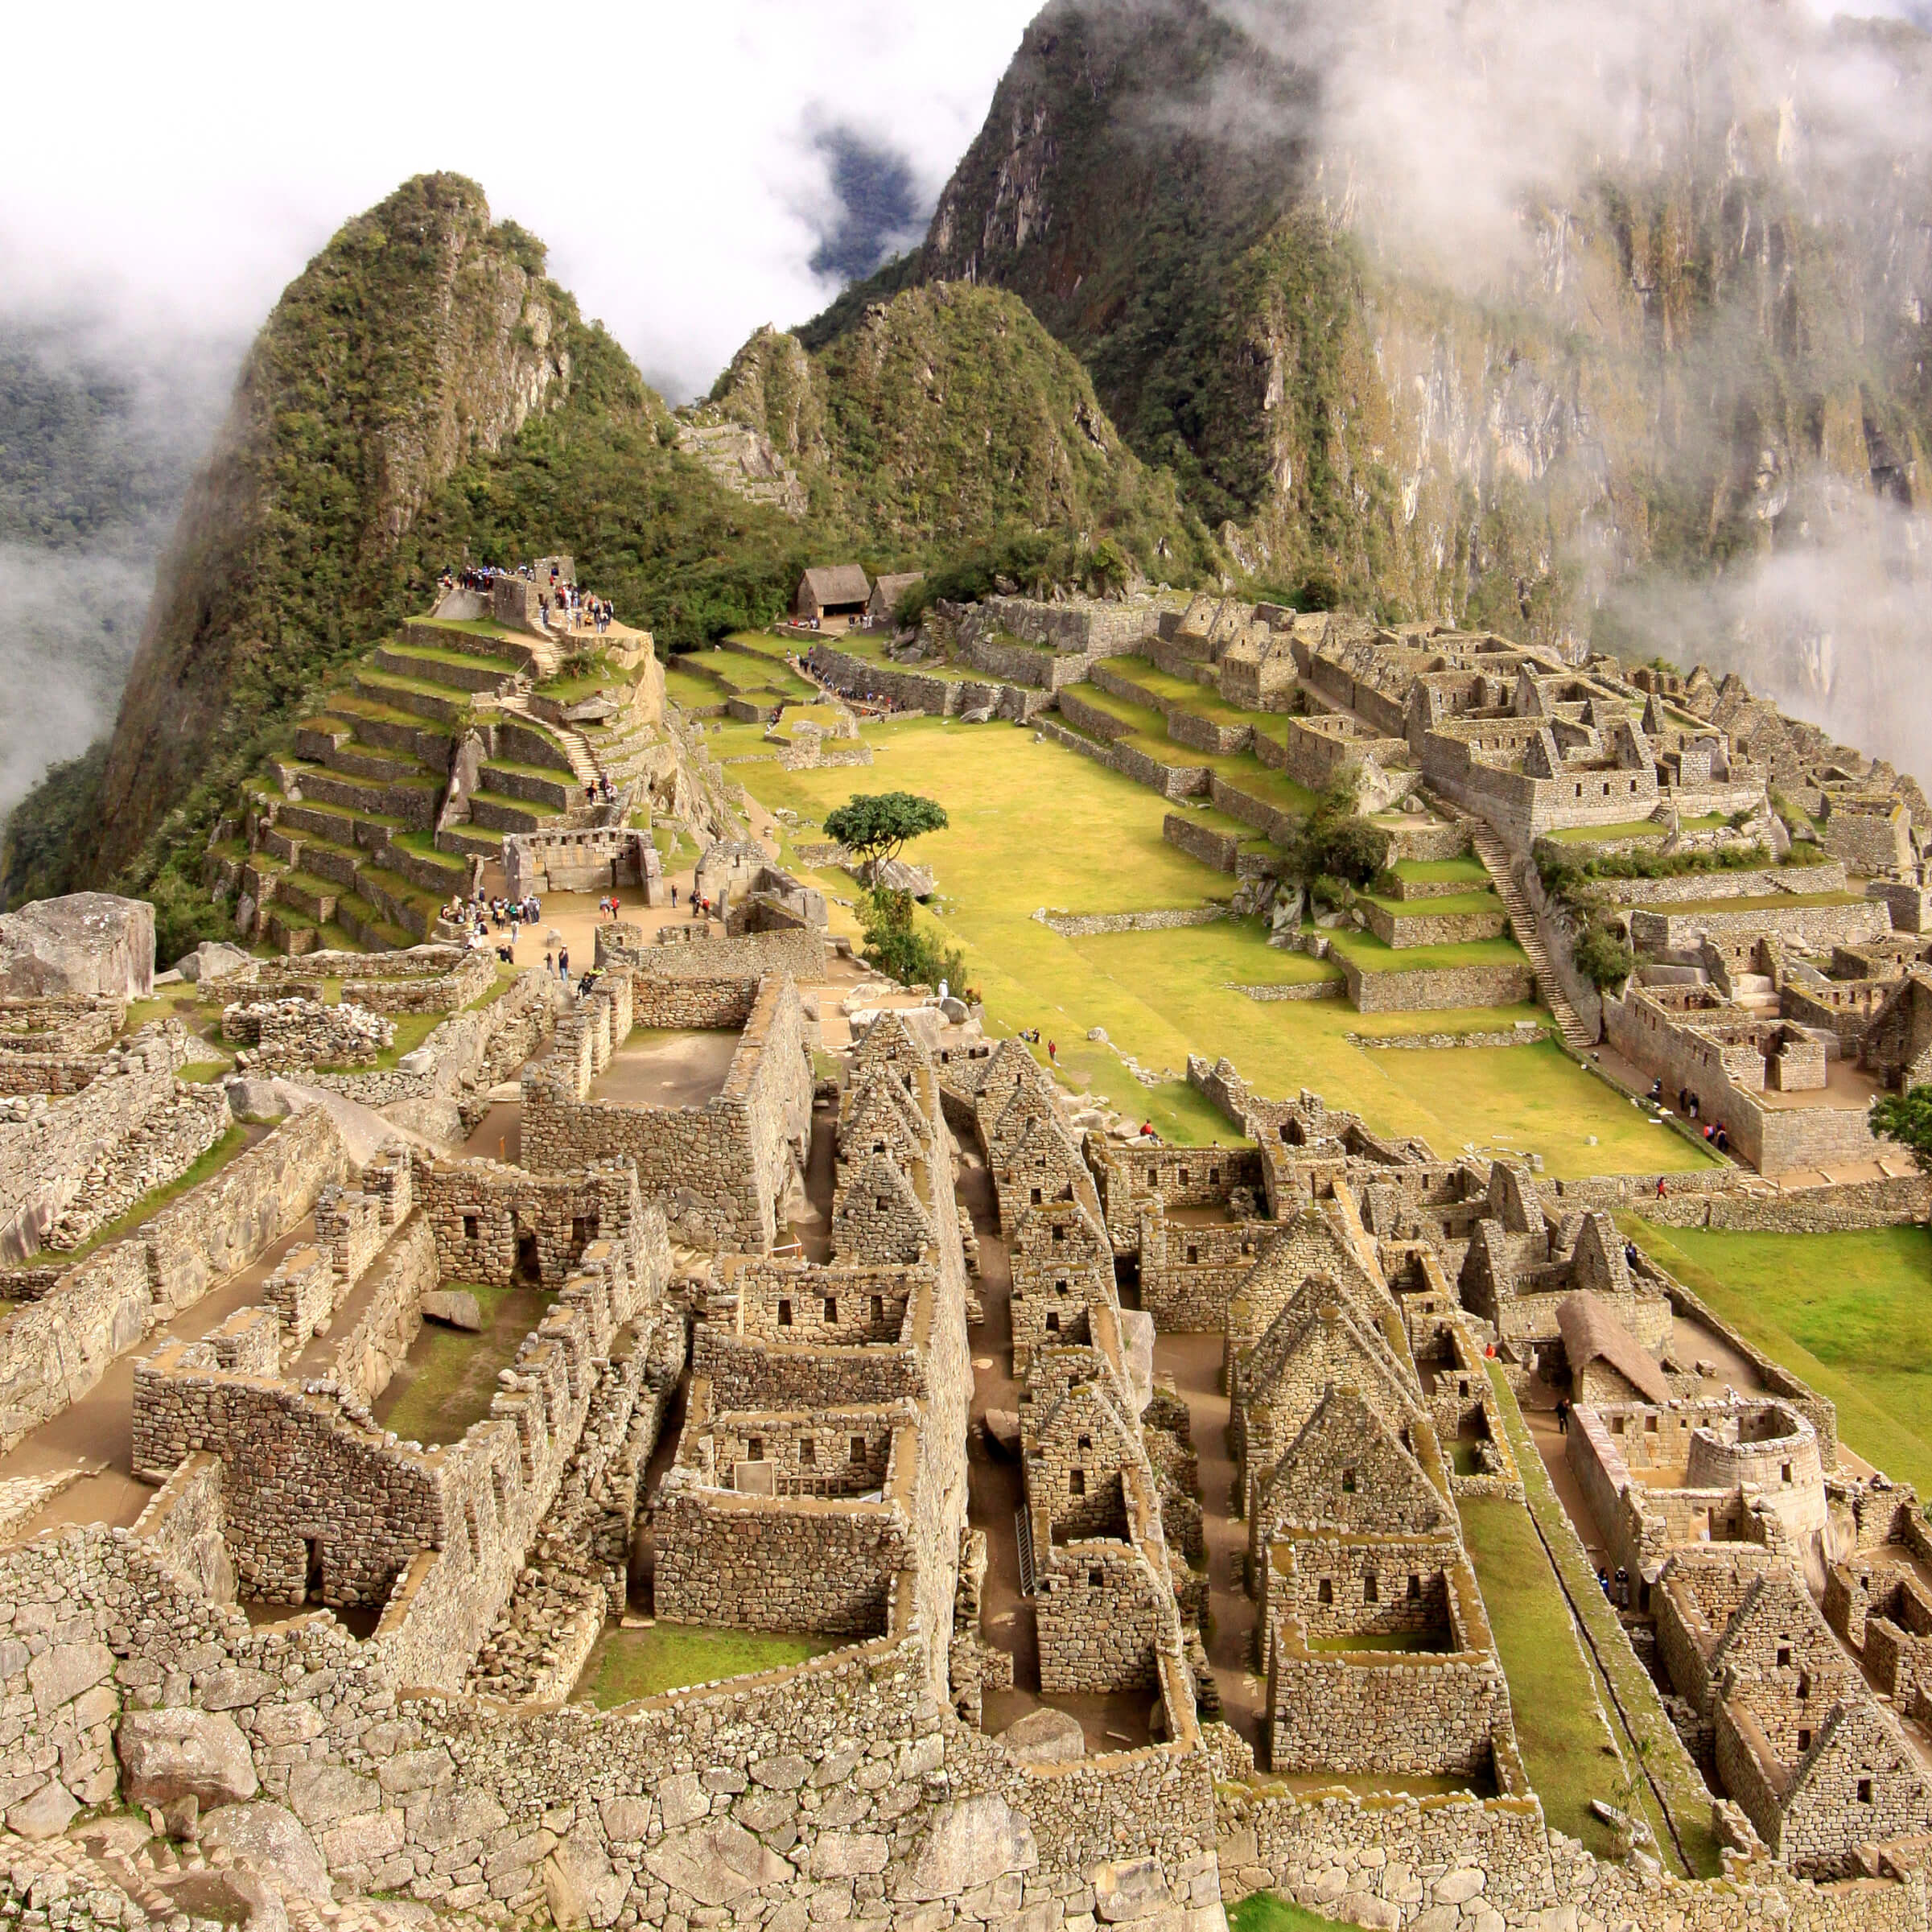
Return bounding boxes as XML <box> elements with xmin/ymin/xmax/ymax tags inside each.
<box><xmin>1459</xmin><ymin>1494</ymin><xmax>1624</xmax><ymax>1859</ymax></box>
<box><xmin>1324</xmin><ymin>927</ymin><xmax>1527</xmax><ymax>973</ymax></box>
<box><xmin>1645</xmin><ymin>891</ymin><xmax>1860</xmax><ymax>915</ymax></box>
<box><xmin>1542</xmin><ymin>819</ymin><xmax>1666</xmax><ymax>845</ymax></box>
<box><xmin>1620</xmin><ymin>1219</ymin><xmax>1932</xmax><ymax>1495</ymax></box>
<box><xmin>579</xmin><ymin>1622</ymin><xmax>841</xmax><ymax>1707</ymax></box>
<box><xmin>373</xmin><ymin>1280</ymin><xmax>552</xmax><ymax>1445</ymax></box>
<box><xmin>665</xmin><ymin>667</ymin><xmax>727</xmax><ymax>709</ymax></box>
<box><xmin>731</xmin><ymin>716</ymin><xmax>1721</xmax><ymax>1172</ymax></box>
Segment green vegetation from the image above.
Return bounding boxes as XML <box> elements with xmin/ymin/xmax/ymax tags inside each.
<box><xmin>1872</xmin><ymin>1084</ymin><xmax>1932</xmax><ymax>1172</ymax></box>
<box><xmin>732</xmin><ymin>715</ymin><xmax>1719</xmax><ymax>1172</ymax></box>
<box><xmin>1481</xmin><ymin>1366</ymin><xmax>1723</xmax><ymax>1876</ymax></box>
<box><xmin>1</xmin><ymin>1124</ymin><xmax>249</xmax><ymax>1276</ymax></box>
<box><xmin>859</xmin><ymin>887</ymin><xmax>969</xmax><ymax>997</ymax></box>
<box><xmin>373</xmin><ymin>1281</ymin><xmax>553</xmax><ymax>1445</ymax></box>
<box><xmin>822</xmin><ymin>790</ymin><xmax>950</xmax><ymax>870</ymax></box>
<box><xmin>1621</xmin><ymin>1219</ymin><xmax>1932</xmax><ymax>1496</ymax></box>
<box><xmin>1361</xmin><ymin>890</ymin><xmax>1502</xmax><ymax>920</ymax></box>
<box><xmin>1323</xmin><ymin>928</ymin><xmax>1527</xmax><ymax>974</ymax></box>
<box><xmin>579</xmin><ymin>1622</ymin><xmax>842</xmax><ymax>1707</ymax></box>
<box><xmin>1227</xmin><ymin>1897</ymin><xmax>1361</xmax><ymax>1932</ymax></box>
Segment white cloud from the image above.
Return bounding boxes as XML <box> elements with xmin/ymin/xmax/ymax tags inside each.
<box><xmin>0</xmin><ymin>0</ymin><xmax>1037</xmax><ymax>399</ymax></box>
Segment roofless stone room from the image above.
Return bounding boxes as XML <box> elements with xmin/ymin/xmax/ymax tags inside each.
<box><xmin>7</xmin><ymin>2</ymin><xmax>1932</xmax><ymax>1928</ymax></box>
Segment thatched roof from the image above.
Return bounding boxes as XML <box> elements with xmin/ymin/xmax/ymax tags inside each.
<box><xmin>799</xmin><ymin>565</ymin><xmax>871</xmax><ymax>609</ymax></box>
<box><xmin>1557</xmin><ymin>1290</ymin><xmax>1671</xmax><ymax>1404</ymax></box>
<box><xmin>869</xmin><ymin>571</ymin><xmax>924</xmax><ymax>616</ymax></box>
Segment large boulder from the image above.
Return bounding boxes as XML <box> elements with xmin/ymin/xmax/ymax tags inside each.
<box><xmin>895</xmin><ymin>1794</ymin><xmax>1039</xmax><ymax>1902</ymax></box>
<box><xmin>421</xmin><ymin>1289</ymin><xmax>483</xmax><ymax>1331</ymax></box>
<box><xmin>998</xmin><ymin>1707</ymin><xmax>1086</xmax><ymax>1765</ymax></box>
<box><xmin>200</xmin><ymin>1802</ymin><xmax>332</xmax><ymax>1902</ymax></box>
<box><xmin>117</xmin><ymin>1707</ymin><xmax>258</xmax><ymax>1807</ymax></box>
<box><xmin>0</xmin><ymin>892</ymin><xmax>155</xmax><ymax>999</ymax></box>
<box><xmin>177</xmin><ymin>941</ymin><xmax>253</xmax><ymax>985</ymax></box>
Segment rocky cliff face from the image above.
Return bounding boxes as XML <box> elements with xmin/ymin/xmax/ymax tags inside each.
<box><xmin>896</xmin><ymin>0</ymin><xmax>1932</xmax><ymax>653</ymax></box>
<box><xmin>77</xmin><ymin>174</ymin><xmax>575</xmax><ymax>886</ymax></box>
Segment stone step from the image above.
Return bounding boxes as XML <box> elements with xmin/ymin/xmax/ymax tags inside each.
<box><xmin>437</xmin><ymin>823</ymin><xmax>504</xmax><ymax>860</ymax></box>
<box><xmin>354</xmin><ymin>667</ymin><xmax>473</xmax><ymax>727</ymax></box>
<box><xmin>373</xmin><ymin>642</ymin><xmax>520</xmax><ymax>696</ymax></box>
<box><xmin>465</xmin><ymin>790</ymin><xmax>547</xmax><ymax>834</ymax></box>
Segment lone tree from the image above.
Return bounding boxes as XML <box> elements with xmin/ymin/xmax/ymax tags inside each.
<box><xmin>823</xmin><ymin>792</ymin><xmax>949</xmax><ymax>873</ymax></box>
<box><xmin>1872</xmin><ymin>1085</ymin><xmax>1932</xmax><ymax>1172</ymax></box>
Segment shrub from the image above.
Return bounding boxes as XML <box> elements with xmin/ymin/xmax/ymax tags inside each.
<box><xmin>1573</xmin><ymin>916</ymin><xmax>1635</xmax><ymax>991</ymax></box>
<box><xmin>859</xmin><ymin>887</ymin><xmax>969</xmax><ymax>995</ymax></box>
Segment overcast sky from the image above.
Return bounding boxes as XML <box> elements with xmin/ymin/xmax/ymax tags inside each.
<box><xmin>0</xmin><ymin>0</ymin><xmax>1038</xmax><ymax>400</ymax></box>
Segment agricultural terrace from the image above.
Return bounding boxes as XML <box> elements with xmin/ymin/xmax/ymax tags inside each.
<box><xmin>716</xmin><ymin>708</ymin><xmax>1719</xmax><ymax>1177</ymax></box>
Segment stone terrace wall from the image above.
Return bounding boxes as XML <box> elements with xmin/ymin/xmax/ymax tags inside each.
<box><xmin>306</xmin><ymin>970</ymin><xmax>562</xmax><ymax>1123</ymax></box>
<box><xmin>596</xmin><ymin>920</ymin><xmax>829</xmax><ymax>985</ymax></box>
<box><xmin>806</xmin><ymin>641</ymin><xmax>1052</xmax><ymax>722</ymax></box>
<box><xmin>1341</xmin><ymin>957</ymin><xmax>1535</xmax><ymax>1012</ymax></box>
<box><xmin>0</xmin><ymin>1106</ymin><xmax>345</xmax><ymax>1452</ymax></box>
<box><xmin>0</xmin><ymin>1024</ymin><xmax>187</xmax><ymax>1261</ymax></box>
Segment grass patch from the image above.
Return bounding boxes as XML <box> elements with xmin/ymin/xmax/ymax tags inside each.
<box><xmin>1324</xmin><ymin>928</ymin><xmax>1528</xmax><ymax>973</ymax></box>
<box><xmin>1620</xmin><ymin>1218</ymin><xmax>1932</xmax><ymax>1495</ymax></box>
<box><xmin>1104</xmin><ymin>657</ymin><xmax>1263</xmax><ymax>731</ymax></box>
<box><xmin>373</xmin><ymin>1280</ymin><xmax>552</xmax><ymax>1444</ymax></box>
<box><xmin>1458</xmin><ymin>1492</ymin><xmax>1624</xmax><ymax>1859</ymax></box>
<box><xmin>579</xmin><ymin>1622</ymin><xmax>842</xmax><ymax>1707</ymax></box>
<box><xmin>731</xmin><ymin>717</ymin><xmax>1718</xmax><ymax>1172</ymax></box>
<box><xmin>316</xmin><ymin>1009</ymin><xmax>443</xmax><ymax>1074</ymax></box>
<box><xmin>1228</xmin><ymin>1898</ymin><xmax>1359</xmax><ymax>1932</ymax></box>
<box><xmin>1481</xmin><ymin>1366</ymin><xmax>1724</xmax><ymax>1876</ymax></box>
<box><xmin>1361</xmin><ymin>890</ymin><xmax>1502</xmax><ymax>919</ymax></box>
<box><xmin>10</xmin><ymin>1124</ymin><xmax>249</xmax><ymax>1271</ymax></box>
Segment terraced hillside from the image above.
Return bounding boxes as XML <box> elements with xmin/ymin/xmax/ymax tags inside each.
<box><xmin>209</xmin><ymin>611</ymin><xmax>668</xmax><ymax>954</ymax></box>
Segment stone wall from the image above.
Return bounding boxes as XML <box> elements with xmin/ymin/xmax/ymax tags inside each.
<box><xmin>1360</xmin><ymin>902</ymin><xmax>1509</xmax><ymax>950</ymax></box>
<box><xmin>1340</xmin><ymin>957</ymin><xmax>1536</xmax><ymax>1012</ymax></box>
<box><xmin>0</xmin><ymin>1024</ymin><xmax>190</xmax><ymax>1260</ymax></box>
<box><xmin>806</xmin><ymin>641</ymin><xmax>1052</xmax><ymax>722</ymax></box>
<box><xmin>1629</xmin><ymin>897</ymin><xmax>1890</xmax><ymax>957</ymax></box>
<box><xmin>502</xmin><ymin>827</ymin><xmax>665</xmax><ymax>903</ymax></box>
<box><xmin>222</xmin><ymin>996</ymin><xmax>393</xmax><ymax>1071</ymax></box>
<box><xmin>523</xmin><ymin>974</ymin><xmax>813</xmax><ymax>1253</ymax></box>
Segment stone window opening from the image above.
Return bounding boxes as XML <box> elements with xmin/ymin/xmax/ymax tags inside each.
<box><xmin>490</xmin><ymin>1468</ymin><xmax>508</xmax><ymax>1522</ymax></box>
<box><xmin>1777</xmin><ymin>1644</ymin><xmax>1793</xmax><ymax>1668</ymax></box>
<box><xmin>1644</xmin><ymin>1413</ymin><xmax>1659</xmax><ymax>1432</ymax></box>
<box><xmin>876</xmin><ymin>1196</ymin><xmax>889</xmax><ymax>1212</ymax></box>
<box><xmin>1089</xmin><ymin>1567</ymin><xmax>1104</xmax><ymax>1588</ymax></box>
<box><xmin>1031</xmin><ymin>1187</ymin><xmax>1043</xmax><ymax>1205</ymax></box>
<box><xmin>1860</xmin><ymin>1778</ymin><xmax>1875</xmax><ymax>1803</ymax></box>
<box><xmin>1364</xmin><ymin>1572</ymin><xmax>1378</xmax><ymax>1603</ymax></box>
<box><xmin>850</xmin><ymin>1435</ymin><xmax>866</xmax><ymax>1464</ymax></box>
<box><xmin>304</xmin><ymin>1538</ymin><xmax>325</xmax><ymax>1604</ymax></box>
<box><xmin>1046</xmin><ymin>1312</ymin><xmax>1061</xmax><ymax>1333</ymax></box>
<box><xmin>777</xmin><ymin>1298</ymin><xmax>793</xmax><ymax>1327</ymax></box>
<box><xmin>871</xmin><ymin>1294</ymin><xmax>884</xmax><ymax>1326</ymax></box>
<box><xmin>824</xmin><ymin>1296</ymin><xmax>838</xmax><ymax>1324</ymax></box>
<box><xmin>1782</xmin><ymin>1462</ymin><xmax>1793</xmax><ymax>1484</ymax></box>
<box><xmin>1052</xmin><ymin>1223</ymin><xmax>1065</xmax><ymax>1244</ymax></box>
<box><xmin>1209</xmin><ymin>1166</ymin><xmax>1220</xmax><ymax>1186</ymax></box>
<box><xmin>1341</xmin><ymin>1467</ymin><xmax>1357</xmax><ymax>1493</ymax></box>
<box><xmin>1458</xmin><ymin>1378</ymin><xmax>1470</xmax><ymax>1397</ymax></box>
<box><xmin>872</xmin><ymin>1139</ymin><xmax>886</xmax><ymax>1153</ymax></box>
<box><xmin>1186</xmin><ymin>1245</ymin><xmax>1200</xmax><ymax>1264</ymax></box>
<box><xmin>1054</xmin><ymin>1279</ymin><xmax>1068</xmax><ymax>1294</ymax></box>
<box><xmin>1798</xmin><ymin>1671</ymin><xmax>1811</xmax><ymax>1699</ymax></box>
<box><xmin>800</xmin><ymin>1437</ymin><xmax>815</xmax><ymax>1466</ymax></box>
<box><xmin>1408</xmin><ymin>1574</ymin><xmax>1422</xmax><ymax>1600</ymax></box>
<box><xmin>571</xmin><ymin>1213</ymin><xmax>597</xmax><ymax>1252</ymax></box>
<box><xmin>463</xmin><ymin>1502</ymin><xmax>481</xmax><ymax>1565</ymax></box>
<box><xmin>1069</xmin><ymin>1469</ymin><xmax>1086</xmax><ymax>1496</ymax></box>
<box><xmin>1147</xmin><ymin>1166</ymin><xmax>1159</xmax><ymax>1184</ymax></box>
<box><xmin>1077</xmin><ymin>1433</ymin><xmax>1092</xmax><ymax>1451</ymax></box>
<box><xmin>1318</xmin><ymin>1578</ymin><xmax>1334</xmax><ymax>1605</ymax></box>
<box><xmin>1178</xmin><ymin>1168</ymin><xmax>1190</xmax><ymax>1186</ymax></box>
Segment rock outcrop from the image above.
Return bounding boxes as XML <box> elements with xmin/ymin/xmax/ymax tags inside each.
<box><xmin>0</xmin><ymin>892</ymin><xmax>154</xmax><ymax>999</ymax></box>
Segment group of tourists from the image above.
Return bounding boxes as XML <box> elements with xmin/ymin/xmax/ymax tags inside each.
<box><xmin>1646</xmin><ymin>1078</ymin><xmax>1732</xmax><ymax>1155</ymax></box>
<box><xmin>436</xmin><ymin>560</ymin><xmax>616</xmax><ymax>636</ymax></box>
<box><xmin>582</xmin><ymin>777</ymin><xmax>617</xmax><ymax>807</ymax></box>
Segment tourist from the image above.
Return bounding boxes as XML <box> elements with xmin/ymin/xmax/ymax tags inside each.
<box><xmin>1655</xmin><ymin>1176</ymin><xmax>1668</xmax><ymax>1200</ymax></box>
<box><xmin>544</xmin><ymin>950</ymin><xmax>554</xmax><ymax>976</ymax></box>
<box><xmin>584</xmin><ymin>781</ymin><xmax>596</xmax><ymax>806</ymax></box>
<box><xmin>1555</xmin><ymin>1396</ymin><xmax>1569</xmax><ymax>1436</ymax></box>
<box><xmin>1624</xmin><ymin>1239</ymin><xmax>1640</xmax><ymax>1270</ymax></box>
<box><xmin>670</xmin><ymin>884</ymin><xmax>678</xmax><ymax>908</ymax></box>
<box><xmin>1597</xmin><ymin>1567</ymin><xmax>1611</xmax><ymax>1598</ymax></box>
<box><xmin>1715</xmin><ymin>1126</ymin><xmax>1729</xmax><ymax>1155</ymax></box>
<box><xmin>1614</xmin><ymin>1566</ymin><xmax>1629</xmax><ymax>1609</ymax></box>
<box><xmin>1046</xmin><ymin>1040</ymin><xmax>1057</xmax><ymax>1064</ymax></box>
<box><xmin>558</xmin><ymin>946</ymin><xmax>570</xmax><ymax>980</ymax></box>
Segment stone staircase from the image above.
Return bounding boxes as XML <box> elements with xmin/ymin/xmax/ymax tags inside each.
<box><xmin>500</xmin><ymin>689</ymin><xmax>599</xmax><ymax>786</ymax></box>
<box><xmin>1448</xmin><ymin>805</ymin><xmax>1596</xmax><ymax>1050</ymax></box>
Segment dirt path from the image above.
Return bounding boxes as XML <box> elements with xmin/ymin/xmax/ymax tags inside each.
<box><xmin>0</xmin><ymin>1216</ymin><xmax>319</xmax><ymax>1534</ymax></box>
<box><xmin>1155</xmin><ymin>1330</ymin><xmax>1266</xmax><ymax>1753</ymax></box>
